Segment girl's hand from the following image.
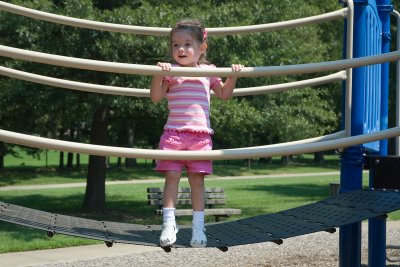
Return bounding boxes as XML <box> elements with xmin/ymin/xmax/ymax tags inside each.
<box><xmin>157</xmin><ymin>62</ymin><xmax>172</xmax><ymax>71</ymax></box>
<box><xmin>231</xmin><ymin>64</ymin><xmax>244</xmax><ymax>72</ymax></box>
<box><xmin>226</xmin><ymin>64</ymin><xmax>244</xmax><ymax>80</ymax></box>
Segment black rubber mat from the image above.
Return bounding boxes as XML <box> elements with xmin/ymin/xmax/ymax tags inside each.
<box><xmin>0</xmin><ymin>189</ymin><xmax>399</xmax><ymax>250</ymax></box>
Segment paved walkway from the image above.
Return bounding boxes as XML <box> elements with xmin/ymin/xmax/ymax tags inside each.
<box><xmin>0</xmin><ymin>243</ymin><xmax>159</xmax><ymax>267</ymax></box>
<box><xmin>0</xmin><ymin>171</ymin><xmax>341</xmax><ymax>191</ymax></box>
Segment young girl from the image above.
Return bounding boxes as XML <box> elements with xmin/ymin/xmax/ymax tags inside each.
<box><xmin>150</xmin><ymin>19</ymin><xmax>243</xmax><ymax>248</ymax></box>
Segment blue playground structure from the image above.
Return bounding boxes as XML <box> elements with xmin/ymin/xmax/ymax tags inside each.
<box><xmin>340</xmin><ymin>0</ymin><xmax>398</xmax><ymax>266</ymax></box>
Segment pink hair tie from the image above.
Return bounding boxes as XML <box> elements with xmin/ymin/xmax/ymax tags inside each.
<box><xmin>203</xmin><ymin>30</ymin><xmax>207</xmax><ymax>41</ymax></box>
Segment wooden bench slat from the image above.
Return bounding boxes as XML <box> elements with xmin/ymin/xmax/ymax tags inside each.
<box><xmin>147</xmin><ymin>192</ymin><xmax>226</xmax><ymax>200</ymax></box>
<box><xmin>147</xmin><ymin>187</ymin><xmax>240</xmax><ymax>222</ymax></box>
<box><xmin>148</xmin><ymin>199</ymin><xmax>226</xmax><ymax>206</ymax></box>
<box><xmin>155</xmin><ymin>208</ymin><xmax>242</xmax><ymax>216</ymax></box>
<box><xmin>147</xmin><ymin>187</ymin><xmax>225</xmax><ymax>193</ymax></box>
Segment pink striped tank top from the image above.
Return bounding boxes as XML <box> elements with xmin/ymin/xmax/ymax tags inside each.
<box><xmin>163</xmin><ymin>64</ymin><xmax>222</xmax><ymax>134</ymax></box>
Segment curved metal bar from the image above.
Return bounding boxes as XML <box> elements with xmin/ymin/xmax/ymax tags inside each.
<box><xmin>0</xmin><ymin>127</ymin><xmax>398</xmax><ymax>160</ymax></box>
<box><xmin>0</xmin><ymin>45</ymin><xmax>399</xmax><ymax>77</ymax></box>
<box><xmin>0</xmin><ymin>66</ymin><xmax>346</xmax><ymax>97</ymax></box>
<box><xmin>344</xmin><ymin>0</ymin><xmax>354</xmax><ymax>137</ymax></box>
<box><xmin>0</xmin><ymin>66</ymin><xmax>150</xmax><ymax>97</ymax></box>
<box><xmin>0</xmin><ymin>1</ymin><xmax>347</xmax><ymax>35</ymax></box>
<box><xmin>231</xmin><ymin>71</ymin><xmax>346</xmax><ymax>96</ymax></box>
<box><xmin>386</xmin><ymin>245</ymin><xmax>400</xmax><ymax>263</ymax></box>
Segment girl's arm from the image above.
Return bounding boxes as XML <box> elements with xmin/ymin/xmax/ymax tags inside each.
<box><xmin>213</xmin><ymin>64</ymin><xmax>243</xmax><ymax>100</ymax></box>
<box><xmin>150</xmin><ymin>63</ymin><xmax>171</xmax><ymax>102</ymax></box>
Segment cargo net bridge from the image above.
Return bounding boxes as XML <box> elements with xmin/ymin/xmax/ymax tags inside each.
<box><xmin>1</xmin><ymin>186</ymin><xmax>400</xmax><ymax>253</ymax></box>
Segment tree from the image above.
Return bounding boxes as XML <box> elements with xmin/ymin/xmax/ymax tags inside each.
<box><xmin>0</xmin><ymin>0</ymin><xmax>347</xmax><ymax>213</ymax></box>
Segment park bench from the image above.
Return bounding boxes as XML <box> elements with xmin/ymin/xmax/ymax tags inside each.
<box><xmin>147</xmin><ymin>187</ymin><xmax>241</xmax><ymax>222</ymax></box>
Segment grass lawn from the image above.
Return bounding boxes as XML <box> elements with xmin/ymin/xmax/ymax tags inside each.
<box><xmin>1</xmin><ymin>149</ymin><xmax>341</xmax><ymax>187</ymax></box>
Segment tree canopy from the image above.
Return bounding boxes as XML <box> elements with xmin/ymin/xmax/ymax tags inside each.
<box><xmin>0</xmin><ymin>0</ymin><xmax>378</xmax><ymax>212</ymax></box>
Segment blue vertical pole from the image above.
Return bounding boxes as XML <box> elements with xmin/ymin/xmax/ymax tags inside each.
<box><xmin>339</xmin><ymin>147</ymin><xmax>363</xmax><ymax>267</ymax></box>
<box><xmin>339</xmin><ymin>0</ymin><xmax>370</xmax><ymax>266</ymax></box>
<box><xmin>369</xmin><ymin>1</ymin><xmax>392</xmax><ymax>266</ymax></box>
<box><xmin>377</xmin><ymin>0</ymin><xmax>391</xmax><ymax>155</ymax></box>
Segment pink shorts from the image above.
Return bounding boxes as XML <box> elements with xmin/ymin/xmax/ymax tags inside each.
<box><xmin>155</xmin><ymin>130</ymin><xmax>213</xmax><ymax>175</ymax></box>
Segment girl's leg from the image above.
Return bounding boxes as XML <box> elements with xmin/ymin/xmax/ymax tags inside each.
<box><xmin>188</xmin><ymin>173</ymin><xmax>205</xmax><ymax>211</ymax></box>
<box><xmin>188</xmin><ymin>173</ymin><xmax>207</xmax><ymax>247</ymax></box>
<box><xmin>160</xmin><ymin>170</ymin><xmax>181</xmax><ymax>247</ymax></box>
<box><xmin>163</xmin><ymin>170</ymin><xmax>181</xmax><ymax>208</ymax></box>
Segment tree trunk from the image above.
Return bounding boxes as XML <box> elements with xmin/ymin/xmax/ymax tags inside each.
<box><xmin>59</xmin><ymin>151</ymin><xmax>64</xmax><ymax>169</ymax></box>
<box><xmin>76</xmin><ymin>153</ymin><xmax>81</xmax><ymax>169</ymax></box>
<box><xmin>125</xmin><ymin>158</ymin><xmax>137</xmax><ymax>168</ymax></box>
<box><xmin>281</xmin><ymin>155</ymin><xmax>292</xmax><ymax>165</ymax></box>
<box><xmin>66</xmin><ymin>128</ymin><xmax>74</xmax><ymax>169</ymax></box>
<box><xmin>258</xmin><ymin>157</ymin><xmax>271</xmax><ymax>164</ymax></box>
<box><xmin>75</xmin><ymin>127</ymin><xmax>81</xmax><ymax>169</ymax></box>
<box><xmin>67</xmin><ymin>153</ymin><xmax>74</xmax><ymax>169</ymax></box>
<box><xmin>0</xmin><ymin>154</ymin><xmax>4</xmax><ymax>172</ymax></box>
<box><xmin>313</xmin><ymin>152</ymin><xmax>325</xmax><ymax>163</ymax></box>
<box><xmin>125</xmin><ymin>127</ymin><xmax>136</xmax><ymax>168</ymax></box>
<box><xmin>58</xmin><ymin>131</ymin><xmax>65</xmax><ymax>169</ymax></box>
<box><xmin>82</xmin><ymin>106</ymin><xmax>110</xmax><ymax>213</ymax></box>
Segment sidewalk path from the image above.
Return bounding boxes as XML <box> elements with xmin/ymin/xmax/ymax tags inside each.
<box><xmin>0</xmin><ymin>243</ymin><xmax>159</xmax><ymax>267</ymax></box>
<box><xmin>0</xmin><ymin>171</ymin><xmax>341</xmax><ymax>191</ymax></box>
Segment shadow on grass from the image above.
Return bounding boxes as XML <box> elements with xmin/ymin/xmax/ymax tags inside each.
<box><xmin>230</xmin><ymin>182</ymin><xmax>333</xmax><ymax>216</ymax></box>
<box><xmin>245</xmin><ymin>183</ymin><xmax>330</xmax><ymax>200</ymax></box>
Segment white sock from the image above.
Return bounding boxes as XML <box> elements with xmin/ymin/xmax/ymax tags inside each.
<box><xmin>163</xmin><ymin>208</ymin><xmax>176</xmax><ymax>225</ymax></box>
<box><xmin>192</xmin><ymin>210</ymin><xmax>205</xmax><ymax>230</ymax></box>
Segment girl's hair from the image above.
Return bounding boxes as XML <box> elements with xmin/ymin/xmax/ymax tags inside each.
<box><xmin>170</xmin><ymin>19</ymin><xmax>209</xmax><ymax>65</ymax></box>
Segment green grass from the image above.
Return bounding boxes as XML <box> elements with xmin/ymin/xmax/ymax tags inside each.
<box><xmin>1</xmin><ymin>150</ymin><xmax>341</xmax><ymax>187</ymax></box>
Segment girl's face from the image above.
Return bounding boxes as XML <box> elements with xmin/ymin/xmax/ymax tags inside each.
<box><xmin>171</xmin><ymin>29</ymin><xmax>206</xmax><ymax>67</ymax></box>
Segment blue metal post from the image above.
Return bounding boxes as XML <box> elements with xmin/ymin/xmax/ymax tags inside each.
<box><xmin>368</xmin><ymin>1</ymin><xmax>392</xmax><ymax>266</ymax></box>
<box><xmin>377</xmin><ymin>0</ymin><xmax>392</xmax><ymax>156</ymax></box>
<box><xmin>339</xmin><ymin>1</ymin><xmax>368</xmax><ymax>266</ymax></box>
<box><xmin>339</xmin><ymin>146</ymin><xmax>363</xmax><ymax>267</ymax></box>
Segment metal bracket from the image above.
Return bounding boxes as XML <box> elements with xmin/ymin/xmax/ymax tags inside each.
<box><xmin>338</xmin><ymin>0</ymin><xmax>347</xmax><ymax>7</ymax></box>
<box><xmin>377</xmin><ymin>4</ymin><xmax>394</xmax><ymax>13</ymax></box>
<box><xmin>364</xmin><ymin>156</ymin><xmax>400</xmax><ymax>189</ymax></box>
<box><xmin>382</xmin><ymin>32</ymin><xmax>392</xmax><ymax>40</ymax></box>
<box><xmin>381</xmin><ymin>32</ymin><xmax>391</xmax><ymax>41</ymax></box>
<box><xmin>352</xmin><ymin>0</ymin><xmax>368</xmax><ymax>5</ymax></box>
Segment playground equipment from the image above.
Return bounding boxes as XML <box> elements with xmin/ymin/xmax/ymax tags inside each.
<box><xmin>0</xmin><ymin>0</ymin><xmax>399</xmax><ymax>266</ymax></box>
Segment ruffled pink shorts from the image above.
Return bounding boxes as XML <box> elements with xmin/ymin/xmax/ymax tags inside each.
<box><xmin>155</xmin><ymin>130</ymin><xmax>213</xmax><ymax>175</ymax></box>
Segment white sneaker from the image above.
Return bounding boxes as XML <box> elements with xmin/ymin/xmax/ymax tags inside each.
<box><xmin>190</xmin><ymin>227</ymin><xmax>207</xmax><ymax>248</ymax></box>
<box><xmin>160</xmin><ymin>223</ymin><xmax>178</xmax><ymax>247</ymax></box>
